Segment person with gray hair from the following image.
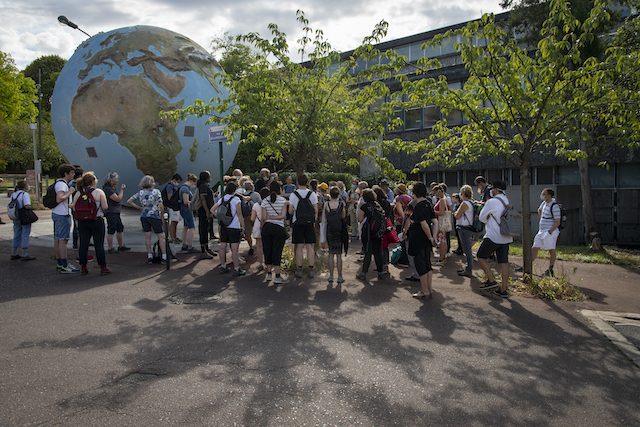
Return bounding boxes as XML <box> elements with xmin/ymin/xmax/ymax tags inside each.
<box><xmin>126</xmin><ymin>175</ymin><xmax>167</xmax><ymax>264</ymax></box>
<box><xmin>102</xmin><ymin>172</ymin><xmax>130</xmax><ymax>254</ymax></box>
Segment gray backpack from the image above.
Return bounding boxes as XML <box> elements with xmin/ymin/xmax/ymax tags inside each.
<box><xmin>491</xmin><ymin>197</ymin><xmax>511</xmax><ymax>236</ymax></box>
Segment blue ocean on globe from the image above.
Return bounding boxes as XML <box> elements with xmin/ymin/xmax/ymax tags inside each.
<box><xmin>51</xmin><ymin>25</ymin><xmax>239</xmax><ymax>191</ymax></box>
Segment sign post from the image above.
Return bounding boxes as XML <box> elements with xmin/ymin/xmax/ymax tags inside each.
<box><xmin>209</xmin><ymin>126</ymin><xmax>227</xmax><ymax>193</ymax></box>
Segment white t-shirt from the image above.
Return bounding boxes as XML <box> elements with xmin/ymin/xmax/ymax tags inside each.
<box><xmin>479</xmin><ymin>193</ymin><xmax>513</xmax><ymax>244</ymax></box>
<box><xmin>289</xmin><ymin>189</ymin><xmax>318</xmax><ymax>224</ymax></box>
<box><xmin>52</xmin><ymin>179</ymin><xmax>71</xmax><ymax>216</ymax></box>
<box><xmin>11</xmin><ymin>190</ymin><xmax>31</xmax><ymax>209</ymax></box>
<box><xmin>220</xmin><ymin>194</ymin><xmax>241</xmax><ymax>229</ymax></box>
<box><xmin>251</xmin><ymin>202</ymin><xmax>262</xmax><ymax>237</ymax></box>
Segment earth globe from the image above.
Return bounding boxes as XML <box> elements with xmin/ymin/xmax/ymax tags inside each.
<box><xmin>51</xmin><ymin>25</ymin><xmax>239</xmax><ymax>192</ymax></box>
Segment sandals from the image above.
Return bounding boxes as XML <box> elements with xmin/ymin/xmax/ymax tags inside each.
<box><xmin>412</xmin><ymin>290</ymin><xmax>432</xmax><ymax>299</ymax></box>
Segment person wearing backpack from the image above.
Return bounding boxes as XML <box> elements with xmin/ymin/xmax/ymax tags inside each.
<box><xmin>531</xmin><ymin>188</ymin><xmax>563</xmax><ymax>277</ymax></box>
<box><xmin>178</xmin><ymin>174</ymin><xmax>200</xmax><ymax>254</ymax></box>
<box><xmin>9</xmin><ymin>180</ymin><xmax>36</xmax><ymax>261</ymax></box>
<box><xmin>72</xmin><ymin>172</ymin><xmax>110</xmax><ymax>275</ymax></box>
<box><xmin>454</xmin><ymin>185</ymin><xmax>475</xmax><ymax>277</ymax></box>
<box><xmin>162</xmin><ymin>174</ymin><xmax>182</xmax><ymax>244</ymax></box>
<box><xmin>288</xmin><ymin>174</ymin><xmax>318</xmax><ymax>279</ymax></box>
<box><xmin>51</xmin><ymin>164</ymin><xmax>78</xmax><ymax>273</ymax></box>
<box><xmin>322</xmin><ymin>186</ymin><xmax>347</xmax><ymax>283</ymax></box>
<box><xmin>102</xmin><ymin>172</ymin><xmax>130</xmax><ymax>254</ymax></box>
<box><xmin>477</xmin><ymin>180</ymin><xmax>513</xmax><ymax>297</ymax></box>
<box><xmin>356</xmin><ymin>189</ymin><xmax>385</xmax><ymax>281</ymax></box>
<box><xmin>408</xmin><ymin>182</ymin><xmax>438</xmax><ymax>299</ymax></box>
<box><xmin>126</xmin><ymin>175</ymin><xmax>167</xmax><ymax>265</ymax></box>
<box><xmin>211</xmin><ymin>181</ymin><xmax>245</xmax><ymax>276</ymax></box>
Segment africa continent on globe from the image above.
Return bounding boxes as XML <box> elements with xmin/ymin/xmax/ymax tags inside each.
<box><xmin>52</xmin><ymin>25</ymin><xmax>238</xmax><ymax>188</ymax></box>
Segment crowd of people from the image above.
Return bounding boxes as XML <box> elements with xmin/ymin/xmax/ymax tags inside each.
<box><xmin>7</xmin><ymin>163</ymin><xmax>566</xmax><ymax>299</ymax></box>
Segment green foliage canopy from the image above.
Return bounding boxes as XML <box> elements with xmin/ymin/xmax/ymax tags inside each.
<box><xmin>163</xmin><ymin>11</ymin><xmax>396</xmax><ymax>177</ymax></box>
<box><xmin>0</xmin><ymin>51</ymin><xmax>37</xmax><ymax>123</ymax></box>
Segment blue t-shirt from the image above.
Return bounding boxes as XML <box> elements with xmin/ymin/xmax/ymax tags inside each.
<box><xmin>178</xmin><ymin>184</ymin><xmax>192</xmax><ymax>210</ymax></box>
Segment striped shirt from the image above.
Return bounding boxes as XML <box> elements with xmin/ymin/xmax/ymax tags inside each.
<box><xmin>261</xmin><ymin>196</ymin><xmax>287</xmax><ymax>227</ymax></box>
<box><xmin>539</xmin><ymin>199</ymin><xmax>561</xmax><ymax>232</ymax></box>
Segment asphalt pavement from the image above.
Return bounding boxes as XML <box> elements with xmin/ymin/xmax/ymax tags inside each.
<box><xmin>1</xmin><ymin>200</ymin><xmax>639</xmax><ymax>426</ymax></box>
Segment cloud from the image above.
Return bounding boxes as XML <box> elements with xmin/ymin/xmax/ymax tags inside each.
<box><xmin>0</xmin><ymin>0</ymin><xmax>504</xmax><ymax>69</ymax></box>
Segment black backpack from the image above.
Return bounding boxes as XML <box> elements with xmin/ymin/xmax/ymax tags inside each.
<box><xmin>326</xmin><ymin>201</ymin><xmax>343</xmax><ymax>233</ymax></box>
<box><xmin>216</xmin><ymin>195</ymin><xmax>237</xmax><ymax>227</ymax></box>
<box><xmin>240</xmin><ymin>192</ymin><xmax>254</xmax><ymax>218</ymax></box>
<box><xmin>43</xmin><ymin>179</ymin><xmax>64</xmax><ymax>209</ymax></box>
<box><xmin>293</xmin><ymin>190</ymin><xmax>315</xmax><ymax>225</ymax></box>
<box><xmin>161</xmin><ymin>184</ymin><xmax>181</xmax><ymax>210</ymax></box>
<box><xmin>548</xmin><ymin>202</ymin><xmax>568</xmax><ymax>231</ymax></box>
<box><xmin>367</xmin><ymin>203</ymin><xmax>387</xmax><ymax>239</ymax></box>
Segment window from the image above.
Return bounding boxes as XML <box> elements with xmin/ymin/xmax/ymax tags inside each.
<box><xmin>511</xmin><ymin>169</ymin><xmax>521</xmax><ymax>185</ymax></box>
<box><xmin>536</xmin><ymin>167</ymin><xmax>554</xmax><ymax>185</ymax></box>
<box><xmin>351</xmin><ymin>58</ymin><xmax>367</xmax><ymax>74</ymax></box>
<box><xmin>410</xmin><ymin>43</ymin><xmax>424</xmax><ymax>61</ymax></box>
<box><xmin>423</xmin><ymin>106</ymin><xmax>440</xmax><ymax>128</ymax></box>
<box><xmin>444</xmin><ymin>172</ymin><xmax>458</xmax><ymax>189</ymax></box>
<box><xmin>444</xmin><ymin>109</ymin><xmax>463</xmax><ymax>126</ymax></box>
<box><xmin>619</xmin><ymin>163</ymin><xmax>640</xmax><ymax>188</ymax></box>
<box><xmin>487</xmin><ymin>169</ymin><xmax>503</xmax><ymax>183</ymax></box>
<box><xmin>590</xmin><ymin>166</ymin><xmax>615</xmax><ymax>188</ymax></box>
<box><xmin>559</xmin><ymin>166</ymin><xmax>580</xmax><ymax>185</ymax></box>
<box><xmin>405</xmin><ymin>108</ymin><xmax>422</xmax><ymax>129</ymax></box>
<box><xmin>466</xmin><ymin>170</ymin><xmax>482</xmax><ymax>186</ymax></box>
<box><xmin>426</xmin><ymin>172</ymin><xmax>439</xmax><ymax>186</ymax></box>
<box><xmin>440</xmin><ymin>36</ymin><xmax>458</xmax><ymax>55</ymax></box>
<box><xmin>396</xmin><ymin>46</ymin><xmax>410</xmax><ymax>61</ymax></box>
<box><xmin>425</xmin><ymin>41</ymin><xmax>440</xmax><ymax>58</ymax></box>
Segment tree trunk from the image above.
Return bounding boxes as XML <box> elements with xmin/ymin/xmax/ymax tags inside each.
<box><xmin>577</xmin><ymin>126</ymin><xmax>601</xmax><ymax>250</ymax></box>
<box><xmin>577</xmin><ymin>157</ymin><xmax>600</xmax><ymax>249</ymax></box>
<box><xmin>520</xmin><ymin>160</ymin><xmax>534</xmax><ymax>279</ymax></box>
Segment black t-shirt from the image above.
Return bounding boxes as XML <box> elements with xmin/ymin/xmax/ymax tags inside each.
<box><xmin>378</xmin><ymin>199</ymin><xmax>393</xmax><ymax>219</ymax></box>
<box><xmin>408</xmin><ymin>199</ymin><xmax>435</xmax><ymax>251</ymax></box>
<box><xmin>255</xmin><ymin>177</ymin><xmax>267</xmax><ymax>194</ymax></box>
<box><xmin>198</xmin><ymin>182</ymin><xmax>214</xmax><ymax>209</ymax></box>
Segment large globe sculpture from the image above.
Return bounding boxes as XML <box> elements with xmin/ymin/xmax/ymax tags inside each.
<box><xmin>51</xmin><ymin>25</ymin><xmax>238</xmax><ymax>190</ymax></box>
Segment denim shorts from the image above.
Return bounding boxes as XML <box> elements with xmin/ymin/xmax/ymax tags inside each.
<box><xmin>52</xmin><ymin>213</ymin><xmax>72</xmax><ymax>240</ymax></box>
<box><xmin>180</xmin><ymin>206</ymin><xmax>195</xmax><ymax>229</ymax></box>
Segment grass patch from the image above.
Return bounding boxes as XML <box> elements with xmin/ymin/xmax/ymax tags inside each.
<box><xmin>476</xmin><ymin>268</ymin><xmax>584</xmax><ymax>301</ymax></box>
<box><xmin>507</xmin><ymin>242</ymin><xmax>640</xmax><ymax>266</ymax></box>
<box><xmin>512</xmin><ymin>272</ymin><xmax>584</xmax><ymax>301</ymax></box>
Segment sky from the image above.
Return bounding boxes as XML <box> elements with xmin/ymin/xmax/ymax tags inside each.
<box><xmin>0</xmin><ymin>0</ymin><xmax>506</xmax><ymax>70</ymax></box>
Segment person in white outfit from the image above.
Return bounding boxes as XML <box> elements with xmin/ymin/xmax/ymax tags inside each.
<box><xmin>532</xmin><ymin>188</ymin><xmax>562</xmax><ymax>277</ymax></box>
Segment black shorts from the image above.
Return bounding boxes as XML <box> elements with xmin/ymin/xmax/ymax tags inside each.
<box><xmin>105</xmin><ymin>213</ymin><xmax>124</xmax><ymax>235</ymax></box>
<box><xmin>292</xmin><ymin>223</ymin><xmax>316</xmax><ymax>244</ymax></box>
<box><xmin>477</xmin><ymin>238</ymin><xmax>510</xmax><ymax>264</ymax></box>
<box><xmin>413</xmin><ymin>245</ymin><xmax>432</xmax><ymax>277</ymax></box>
<box><xmin>220</xmin><ymin>226</ymin><xmax>241</xmax><ymax>244</ymax></box>
<box><xmin>141</xmin><ymin>217</ymin><xmax>163</xmax><ymax>234</ymax></box>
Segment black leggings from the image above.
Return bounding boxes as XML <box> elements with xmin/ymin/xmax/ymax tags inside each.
<box><xmin>362</xmin><ymin>236</ymin><xmax>383</xmax><ymax>273</ymax></box>
<box><xmin>262</xmin><ymin>222</ymin><xmax>287</xmax><ymax>266</ymax></box>
<box><xmin>198</xmin><ymin>207</ymin><xmax>210</xmax><ymax>247</ymax></box>
<box><xmin>79</xmin><ymin>218</ymin><xmax>105</xmax><ymax>266</ymax></box>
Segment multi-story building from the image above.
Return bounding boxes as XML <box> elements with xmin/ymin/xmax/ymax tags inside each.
<box><xmin>336</xmin><ymin>11</ymin><xmax>640</xmax><ymax>246</ymax></box>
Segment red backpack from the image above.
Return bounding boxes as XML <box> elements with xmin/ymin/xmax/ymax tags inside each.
<box><xmin>74</xmin><ymin>188</ymin><xmax>98</xmax><ymax>222</ymax></box>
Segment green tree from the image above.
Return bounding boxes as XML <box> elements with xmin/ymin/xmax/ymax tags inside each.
<box><xmin>379</xmin><ymin>0</ymin><xmax>615</xmax><ymax>277</ymax></box>
<box><xmin>0</xmin><ymin>120</ymin><xmax>65</xmax><ymax>173</ymax></box>
<box><xmin>498</xmin><ymin>0</ymin><xmax>624</xmax><ymax>248</ymax></box>
<box><xmin>23</xmin><ymin>54</ymin><xmax>67</xmax><ymax>113</ymax></box>
<box><xmin>0</xmin><ymin>51</ymin><xmax>37</xmax><ymax>122</ymax></box>
<box><xmin>164</xmin><ymin>11</ymin><xmax>394</xmax><ymax>177</ymax></box>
